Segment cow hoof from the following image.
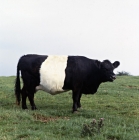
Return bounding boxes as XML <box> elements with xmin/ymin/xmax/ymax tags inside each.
<box><xmin>72</xmin><ymin>110</ymin><xmax>79</xmax><ymax>114</ymax></box>
<box><xmin>77</xmin><ymin>107</ymin><xmax>82</xmax><ymax>109</ymax></box>
<box><xmin>22</xmin><ymin>107</ymin><xmax>28</xmax><ymax>109</ymax></box>
<box><xmin>16</xmin><ymin>101</ymin><xmax>20</xmax><ymax>106</ymax></box>
<box><xmin>31</xmin><ymin>106</ymin><xmax>37</xmax><ymax>110</ymax></box>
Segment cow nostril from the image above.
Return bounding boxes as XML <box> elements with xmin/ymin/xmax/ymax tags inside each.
<box><xmin>110</xmin><ymin>75</ymin><xmax>116</xmax><ymax>80</ymax></box>
<box><xmin>112</xmin><ymin>75</ymin><xmax>116</xmax><ymax>79</ymax></box>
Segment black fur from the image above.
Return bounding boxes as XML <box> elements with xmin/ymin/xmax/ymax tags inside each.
<box><xmin>63</xmin><ymin>56</ymin><xmax>120</xmax><ymax>112</ymax></box>
<box><xmin>15</xmin><ymin>54</ymin><xmax>47</xmax><ymax>109</ymax></box>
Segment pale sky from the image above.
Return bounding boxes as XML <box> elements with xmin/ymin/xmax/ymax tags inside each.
<box><xmin>0</xmin><ymin>0</ymin><xmax>139</xmax><ymax>76</ymax></box>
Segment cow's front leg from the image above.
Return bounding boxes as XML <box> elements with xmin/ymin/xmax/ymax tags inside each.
<box><xmin>77</xmin><ymin>93</ymin><xmax>82</xmax><ymax>109</ymax></box>
<box><xmin>72</xmin><ymin>91</ymin><xmax>80</xmax><ymax>113</ymax></box>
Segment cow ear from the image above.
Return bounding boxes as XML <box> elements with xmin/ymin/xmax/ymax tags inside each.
<box><xmin>113</xmin><ymin>61</ymin><xmax>120</xmax><ymax>68</ymax></box>
<box><xmin>95</xmin><ymin>60</ymin><xmax>101</xmax><ymax>69</ymax></box>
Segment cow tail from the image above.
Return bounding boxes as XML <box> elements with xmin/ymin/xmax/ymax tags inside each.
<box><xmin>15</xmin><ymin>62</ymin><xmax>21</xmax><ymax>105</ymax></box>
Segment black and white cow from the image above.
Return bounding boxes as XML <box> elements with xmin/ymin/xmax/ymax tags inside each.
<box><xmin>15</xmin><ymin>55</ymin><xmax>120</xmax><ymax>112</ymax></box>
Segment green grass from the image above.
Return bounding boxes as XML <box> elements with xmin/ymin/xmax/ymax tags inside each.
<box><xmin>0</xmin><ymin>76</ymin><xmax>139</xmax><ymax>139</ymax></box>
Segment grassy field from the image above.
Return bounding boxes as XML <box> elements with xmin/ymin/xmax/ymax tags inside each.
<box><xmin>0</xmin><ymin>76</ymin><xmax>139</xmax><ymax>140</ymax></box>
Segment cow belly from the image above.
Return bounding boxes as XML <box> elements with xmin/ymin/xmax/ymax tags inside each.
<box><xmin>36</xmin><ymin>85</ymin><xmax>67</xmax><ymax>95</ymax></box>
<box><xmin>39</xmin><ymin>55</ymin><xmax>68</xmax><ymax>95</ymax></box>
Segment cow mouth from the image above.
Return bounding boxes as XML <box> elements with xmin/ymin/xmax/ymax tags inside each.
<box><xmin>110</xmin><ymin>75</ymin><xmax>116</xmax><ymax>81</ymax></box>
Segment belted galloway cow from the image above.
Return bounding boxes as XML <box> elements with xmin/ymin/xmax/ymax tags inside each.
<box><xmin>15</xmin><ymin>55</ymin><xmax>120</xmax><ymax>113</ymax></box>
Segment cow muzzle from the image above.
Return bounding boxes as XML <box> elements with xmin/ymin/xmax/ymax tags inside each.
<box><xmin>110</xmin><ymin>75</ymin><xmax>116</xmax><ymax>81</ymax></box>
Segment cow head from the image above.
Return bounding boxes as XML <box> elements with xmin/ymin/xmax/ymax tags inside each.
<box><xmin>95</xmin><ymin>60</ymin><xmax>120</xmax><ymax>82</ymax></box>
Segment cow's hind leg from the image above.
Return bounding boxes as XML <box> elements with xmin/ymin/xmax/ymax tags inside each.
<box><xmin>21</xmin><ymin>86</ymin><xmax>28</xmax><ymax>109</ymax></box>
<box><xmin>28</xmin><ymin>93</ymin><xmax>37</xmax><ymax>110</ymax></box>
<box><xmin>27</xmin><ymin>87</ymin><xmax>37</xmax><ymax>110</ymax></box>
